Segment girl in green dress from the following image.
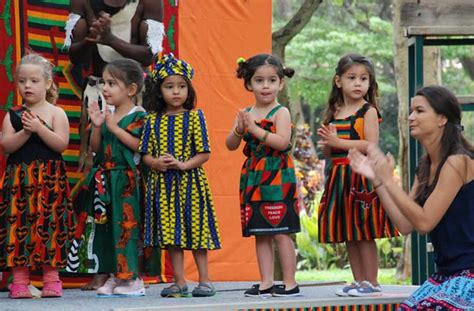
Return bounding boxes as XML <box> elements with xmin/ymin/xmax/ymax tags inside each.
<box><xmin>82</xmin><ymin>59</ymin><xmax>147</xmax><ymax>296</ymax></box>
<box><xmin>226</xmin><ymin>54</ymin><xmax>301</xmax><ymax>297</ymax></box>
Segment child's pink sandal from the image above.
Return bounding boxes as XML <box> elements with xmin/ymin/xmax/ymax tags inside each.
<box><xmin>42</xmin><ymin>281</ymin><xmax>63</xmax><ymax>298</ymax></box>
<box><xmin>9</xmin><ymin>283</ymin><xmax>33</xmax><ymax>299</ymax></box>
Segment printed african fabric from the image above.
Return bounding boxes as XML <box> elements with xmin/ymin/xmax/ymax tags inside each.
<box><xmin>0</xmin><ymin>107</ymin><xmax>76</xmax><ymax>270</ymax></box>
<box><xmin>399</xmin><ymin>269</ymin><xmax>474</xmax><ymax>310</ymax></box>
<box><xmin>239</xmin><ymin>104</ymin><xmax>300</xmax><ymax>237</ymax></box>
<box><xmin>139</xmin><ymin>109</ymin><xmax>221</xmax><ymax>250</ymax></box>
<box><xmin>68</xmin><ymin>108</ymin><xmax>145</xmax><ymax>280</ymax></box>
<box><xmin>318</xmin><ymin>103</ymin><xmax>398</xmax><ymax>243</ymax></box>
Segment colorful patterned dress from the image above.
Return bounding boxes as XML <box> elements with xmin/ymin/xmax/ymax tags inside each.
<box><xmin>0</xmin><ymin>106</ymin><xmax>75</xmax><ymax>270</ymax></box>
<box><xmin>400</xmin><ymin>180</ymin><xmax>474</xmax><ymax>310</ymax></box>
<box><xmin>318</xmin><ymin>103</ymin><xmax>398</xmax><ymax>243</ymax></box>
<box><xmin>69</xmin><ymin>107</ymin><xmax>145</xmax><ymax>280</ymax></box>
<box><xmin>240</xmin><ymin>104</ymin><xmax>300</xmax><ymax>237</ymax></box>
<box><xmin>138</xmin><ymin>109</ymin><xmax>221</xmax><ymax>250</ymax></box>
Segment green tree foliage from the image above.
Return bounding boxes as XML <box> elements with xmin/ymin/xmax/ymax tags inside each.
<box><xmin>277</xmin><ymin>0</ymin><xmax>474</xmax><ymax>274</ymax></box>
<box><xmin>274</xmin><ymin>0</ymin><xmax>399</xmax><ymax>157</ymax></box>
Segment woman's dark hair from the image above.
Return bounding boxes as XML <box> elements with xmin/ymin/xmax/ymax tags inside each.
<box><xmin>143</xmin><ymin>74</ymin><xmax>197</xmax><ymax>114</ymax></box>
<box><xmin>236</xmin><ymin>54</ymin><xmax>295</xmax><ymax>91</ymax></box>
<box><xmin>103</xmin><ymin>59</ymin><xmax>144</xmax><ymax>102</ymax></box>
<box><xmin>414</xmin><ymin>85</ymin><xmax>474</xmax><ymax>204</ymax></box>
<box><xmin>322</xmin><ymin>53</ymin><xmax>380</xmax><ymax>125</ymax></box>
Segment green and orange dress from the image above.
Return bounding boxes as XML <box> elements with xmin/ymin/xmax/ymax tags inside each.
<box><xmin>240</xmin><ymin>104</ymin><xmax>300</xmax><ymax>237</ymax></box>
<box><xmin>69</xmin><ymin>107</ymin><xmax>145</xmax><ymax>280</ymax></box>
<box><xmin>318</xmin><ymin>103</ymin><xmax>398</xmax><ymax>243</ymax></box>
<box><xmin>0</xmin><ymin>106</ymin><xmax>76</xmax><ymax>270</ymax></box>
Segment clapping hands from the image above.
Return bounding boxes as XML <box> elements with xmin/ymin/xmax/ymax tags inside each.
<box><xmin>233</xmin><ymin>109</ymin><xmax>258</xmax><ymax>135</ymax></box>
<box><xmin>86</xmin><ymin>11</ymin><xmax>113</xmax><ymax>45</ymax></box>
<box><xmin>348</xmin><ymin>144</ymin><xmax>395</xmax><ymax>183</ymax></box>
<box><xmin>317</xmin><ymin>123</ymin><xmax>339</xmax><ymax>147</ymax></box>
<box><xmin>21</xmin><ymin>110</ymin><xmax>42</xmax><ymax>134</ymax></box>
<box><xmin>242</xmin><ymin>110</ymin><xmax>257</xmax><ymax>133</ymax></box>
<box><xmin>235</xmin><ymin>110</ymin><xmax>246</xmax><ymax>134</ymax></box>
<box><xmin>87</xmin><ymin>101</ymin><xmax>105</xmax><ymax>127</ymax></box>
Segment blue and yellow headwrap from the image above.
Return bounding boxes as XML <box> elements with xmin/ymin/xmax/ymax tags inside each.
<box><xmin>152</xmin><ymin>53</ymin><xmax>194</xmax><ymax>81</ymax></box>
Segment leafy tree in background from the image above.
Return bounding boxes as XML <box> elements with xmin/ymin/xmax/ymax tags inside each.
<box><xmin>274</xmin><ymin>0</ymin><xmax>399</xmax><ymax>157</ymax></box>
<box><xmin>276</xmin><ymin>0</ymin><xmax>474</xmax><ymax>280</ymax></box>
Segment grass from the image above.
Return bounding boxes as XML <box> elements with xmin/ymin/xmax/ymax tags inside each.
<box><xmin>296</xmin><ymin>268</ymin><xmax>411</xmax><ymax>285</ymax></box>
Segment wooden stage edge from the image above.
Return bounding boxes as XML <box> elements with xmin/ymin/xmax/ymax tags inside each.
<box><xmin>0</xmin><ymin>281</ymin><xmax>418</xmax><ymax>311</ymax></box>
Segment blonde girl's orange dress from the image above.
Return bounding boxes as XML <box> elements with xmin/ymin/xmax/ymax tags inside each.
<box><xmin>0</xmin><ymin>106</ymin><xmax>76</xmax><ymax>270</ymax></box>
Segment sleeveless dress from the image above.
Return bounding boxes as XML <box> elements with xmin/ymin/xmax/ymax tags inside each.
<box><xmin>318</xmin><ymin>103</ymin><xmax>398</xmax><ymax>243</ymax></box>
<box><xmin>0</xmin><ymin>106</ymin><xmax>75</xmax><ymax>270</ymax></box>
<box><xmin>68</xmin><ymin>107</ymin><xmax>145</xmax><ymax>280</ymax></box>
<box><xmin>400</xmin><ymin>180</ymin><xmax>474</xmax><ymax>310</ymax></box>
<box><xmin>240</xmin><ymin>104</ymin><xmax>300</xmax><ymax>237</ymax></box>
<box><xmin>138</xmin><ymin>109</ymin><xmax>221</xmax><ymax>250</ymax></box>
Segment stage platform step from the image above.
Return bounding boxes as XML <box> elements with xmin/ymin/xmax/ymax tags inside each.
<box><xmin>0</xmin><ymin>281</ymin><xmax>417</xmax><ymax>311</ymax></box>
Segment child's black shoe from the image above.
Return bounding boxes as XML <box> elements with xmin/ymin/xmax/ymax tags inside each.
<box><xmin>271</xmin><ymin>284</ymin><xmax>301</xmax><ymax>297</ymax></box>
<box><xmin>244</xmin><ymin>284</ymin><xmax>274</xmax><ymax>298</ymax></box>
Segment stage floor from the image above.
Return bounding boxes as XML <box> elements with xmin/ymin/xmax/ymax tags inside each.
<box><xmin>0</xmin><ymin>281</ymin><xmax>417</xmax><ymax>311</ymax></box>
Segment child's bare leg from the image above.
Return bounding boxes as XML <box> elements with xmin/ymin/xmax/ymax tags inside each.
<box><xmin>168</xmin><ymin>247</ymin><xmax>186</xmax><ymax>287</ymax></box>
<box><xmin>358</xmin><ymin>240</ymin><xmax>379</xmax><ymax>285</ymax></box>
<box><xmin>346</xmin><ymin>241</ymin><xmax>364</xmax><ymax>283</ymax></box>
<box><xmin>274</xmin><ymin>234</ymin><xmax>297</xmax><ymax>288</ymax></box>
<box><xmin>81</xmin><ymin>273</ymin><xmax>108</xmax><ymax>290</ymax></box>
<box><xmin>192</xmin><ymin>249</ymin><xmax>210</xmax><ymax>284</ymax></box>
<box><xmin>255</xmin><ymin>235</ymin><xmax>274</xmax><ymax>289</ymax></box>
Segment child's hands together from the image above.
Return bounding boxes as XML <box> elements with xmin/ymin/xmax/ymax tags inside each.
<box><xmin>152</xmin><ymin>154</ymin><xmax>187</xmax><ymax>171</ymax></box>
<box><xmin>243</xmin><ymin>111</ymin><xmax>257</xmax><ymax>133</ymax></box>
<box><xmin>21</xmin><ymin>110</ymin><xmax>42</xmax><ymax>133</ymax></box>
<box><xmin>152</xmin><ymin>156</ymin><xmax>170</xmax><ymax>172</ymax></box>
<box><xmin>235</xmin><ymin>110</ymin><xmax>246</xmax><ymax>134</ymax></box>
<box><xmin>162</xmin><ymin>153</ymin><xmax>187</xmax><ymax>171</ymax></box>
<box><xmin>317</xmin><ymin>123</ymin><xmax>339</xmax><ymax>147</ymax></box>
<box><xmin>87</xmin><ymin>101</ymin><xmax>105</xmax><ymax>127</ymax></box>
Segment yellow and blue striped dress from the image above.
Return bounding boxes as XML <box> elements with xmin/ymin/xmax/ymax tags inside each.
<box><xmin>138</xmin><ymin>109</ymin><xmax>221</xmax><ymax>250</ymax></box>
<box><xmin>318</xmin><ymin>103</ymin><xmax>398</xmax><ymax>243</ymax></box>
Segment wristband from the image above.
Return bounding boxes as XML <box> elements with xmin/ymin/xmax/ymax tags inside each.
<box><xmin>260</xmin><ymin>130</ymin><xmax>269</xmax><ymax>142</ymax></box>
<box><xmin>373</xmin><ymin>181</ymin><xmax>384</xmax><ymax>189</ymax></box>
<box><xmin>233</xmin><ymin>127</ymin><xmax>244</xmax><ymax>138</ymax></box>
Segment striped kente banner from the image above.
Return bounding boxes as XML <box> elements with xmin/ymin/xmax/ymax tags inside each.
<box><xmin>0</xmin><ymin>0</ymin><xmax>178</xmax><ymax>287</ymax></box>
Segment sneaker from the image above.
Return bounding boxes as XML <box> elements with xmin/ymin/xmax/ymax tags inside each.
<box><xmin>335</xmin><ymin>281</ymin><xmax>360</xmax><ymax>297</ymax></box>
<box><xmin>192</xmin><ymin>282</ymin><xmax>216</xmax><ymax>297</ymax></box>
<box><xmin>160</xmin><ymin>283</ymin><xmax>188</xmax><ymax>298</ymax></box>
<box><xmin>271</xmin><ymin>284</ymin><xmax>301</xmax><ymax>297</ymax></box>
<box><xmin>97</xmin><ymin>275</ymin><xmax>119</xmax><ymax>296</ymax></box>
<box><xmin>244</xmin><ymin>284</ymin><xmax>274</xmax><ymax>298</ymax></box>
<box><xmin>348</xmin><ymin>281</ymin><xmax>382</xmax><ymax>297</ymax></box>
<box><xmin>113</xmin><ymin>278</ymin><xmax>146</xmax><ymax>296</ymax></box>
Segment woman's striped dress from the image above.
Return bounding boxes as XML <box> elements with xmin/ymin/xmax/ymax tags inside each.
<box><xmin>318</xmin><ymin>103</ymin><xmax>398</xmax><ymax>243</ymax></box>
